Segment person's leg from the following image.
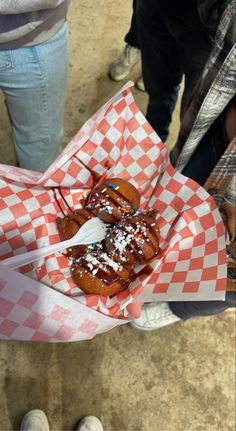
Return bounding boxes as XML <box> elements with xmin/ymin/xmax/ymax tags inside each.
<box><xmin>109</xmin><ymin>0</ymin><xmax>140</xmax><ymax>82</ymax></box>
<box><xmin>170</xmin><ymin>291</ymin><xmax>236</xmax><ymax>319</ymax></box>
<box><xmin>0</xmin><ymin>22</ymin><xmax>68</xmax><ymax>172</ymax></box>
<box><xmin>169</xmin><ymin>19</ymin><xmax>213</xmax><ymax>117</ymax></box>
<box><xmin>181</xmin><ymin>111</ymin><xmax>229</xmax><ymax>185</ymax></box>
<box><xmin>136</xmin><ymin>0</ymin><xmax>182</xmax><ymax>141</ymax></box>
<box><xmin>124</xmin><ymin>0</ymin><xmax>140</xmax><ymax>49</ymax></box>
<box><xmin>20</xmin><ymin>410</ymin><xmax>50</xmax><ymax>431</ymax></box>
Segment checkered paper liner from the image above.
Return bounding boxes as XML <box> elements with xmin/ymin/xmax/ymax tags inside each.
<box><xmin>0</xmin><ymin>82</ymin><xmax>227</xmax><ymax>337</ymax></box>
<box><xmin>0</xmin><ymin>264</ymin><xmax>125</xmax><ymax>342</ymax></box>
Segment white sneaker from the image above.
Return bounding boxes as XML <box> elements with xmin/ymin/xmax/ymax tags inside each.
<box><xmin>130</xmin><ymin>302</ymin><xmax>181</xmax><ymax>331</ymax></box>
<box><xmin>109</xmin><ymin>44</ymin><xmax>141</xmax><ymax>81</ymax></box>
<box><xmin>20</xmin><ymin>409</ymin><xmax>50</xmax><ymax>431</ymax></box>
<box><xmin>76</xmin><ymin>416</ymin><xmax>104</xmax><ymax>431</ymax></box>
<box><xmin>135</xmin><ymin>76</ymin><xmax>145</xmax><ymax>92</ymax></box>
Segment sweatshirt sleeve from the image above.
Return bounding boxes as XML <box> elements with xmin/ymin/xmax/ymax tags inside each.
<box><xmin>0</xmin><ymin>0</ymin><xmax>66</xmax><ymax>14</ymax></box>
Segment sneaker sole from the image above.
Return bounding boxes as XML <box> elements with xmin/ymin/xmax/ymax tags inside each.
<box><xmin>129</xmin><ymin>321</ymin><xmax>154</xmax><ymax>331</ymax></box>
<box><xmin>130</xmin><ymin>318</ymin><xmax>180</xmax><ymax>331</ymax></box>
<box><xmin>108</xmin><ymin>71</ymin><xmax>131</xmax><ymax>81</ymax></box>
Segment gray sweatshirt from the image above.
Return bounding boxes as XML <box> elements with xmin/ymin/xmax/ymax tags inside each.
<box><xmin>0</xmin><ymin>0</ymin><xmax>69</xmax><ymax>49</ymax></box>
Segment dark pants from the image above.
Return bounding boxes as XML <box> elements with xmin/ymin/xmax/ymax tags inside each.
<box><xmin>136</xmin><ymin>0</ymin><xmax>213</xmax><ymax>141</ymax></box>
<box><xmin>170</xmin><ymin>292</ymin><xmax>236</xmax><ymax>319</ymax></box>
<box><xmin>181</xmin><ymin>110</ymin><xmax>229</xmax><ymax>186</ymax></box>
<box><xmin>124</xmin><ymin>0</ymin><xmax>140</xmax><ymax>49</ymax></box>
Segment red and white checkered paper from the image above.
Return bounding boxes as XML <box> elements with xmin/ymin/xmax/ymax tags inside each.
<box><xmin>0</xmin><ymin>82</ymin><xmax>227</xmax><ymax>342</ymax></box>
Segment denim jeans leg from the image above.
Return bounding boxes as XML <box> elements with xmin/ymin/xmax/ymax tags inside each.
<box><xmin>0</xmin><ymin>22</ymin><xmax>68</xmax><ymax>172</ymax></box>
<box><xmin>136</xmin><ymin>0</ymin><xmax>182</xmax><ymax>141</ymax></box>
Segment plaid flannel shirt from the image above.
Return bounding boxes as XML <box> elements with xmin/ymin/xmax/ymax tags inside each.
<box><xmin>171</xmin><ymin>0</ymin><xmax>236</xmax><ymax>290</ymax></box>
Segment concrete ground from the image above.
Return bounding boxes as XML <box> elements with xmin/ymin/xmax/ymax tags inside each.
<box><xmin>0</xmin><ymin>1</ymin><xmax>235</xmax><ymax>430</ymax></box>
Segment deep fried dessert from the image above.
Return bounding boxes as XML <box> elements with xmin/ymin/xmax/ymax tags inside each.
<box><xmin>106</xmin><ymin>210</ymin><xmax>160</xmax><ymax>265</ymax></box>
<box><xmin>56</xmin><ymin>208</ymin><xmax>96</xmax><ymax>258</ymax></box>
<box><xmin>71</xmin><ymin>250</ymin><xmax>132</xmax><ymax>296</ymax></box>
<box><xmin>85</xmin><ymin>178</ymin><xmax>140</xmax><ymax>223</ymax></box>
<box><xmin>56</xmin><ymin>208</ymin><xmax>94</xmax><ymax>240</ymax></box>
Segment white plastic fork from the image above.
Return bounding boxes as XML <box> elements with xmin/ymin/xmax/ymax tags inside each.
<box><xmin>2</xmin><ymin>217</ymin><xmax>108</xmax><ymax>270</ymax></box>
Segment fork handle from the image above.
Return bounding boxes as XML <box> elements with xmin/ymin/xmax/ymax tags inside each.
<box><xmin>1</xmin><ymin>239</ymin><xmax>74</xmax><ymax>270</ymax></box>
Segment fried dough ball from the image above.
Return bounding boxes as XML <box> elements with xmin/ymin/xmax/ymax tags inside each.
<box><xmin>71</xmin><ymin>250</ymin><xmax>132</xmax><ymax>296</ymax></box>
<box><xmin>85</xmin><ymin>178</ymin><xmax>140</xmax><ymax>223</ymax></box>
<box><xmin>106</xmin><ymin>210</ymin><xmax>160</xmax><ymax>265</ymax></box>
<box><xmin>56</xmin><ymin>208</ymin><xmax>95</xmax><ymax>258</ymax></box>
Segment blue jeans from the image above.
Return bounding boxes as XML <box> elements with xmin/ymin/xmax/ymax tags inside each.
<box><xmin>136</xmin><ymin>0</ymin><xmax>213</xmax><ymax>141</ymax></box>
<box><xmin>0</xmin><ymin>22</ymin><xmax>68</xmax><ymax>172</ymax></box>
